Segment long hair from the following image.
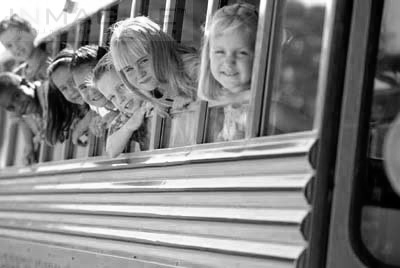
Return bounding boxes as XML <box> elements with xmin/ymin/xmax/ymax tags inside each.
<box><xmin>46</xmin><ymin>48</ymin><xmax>89</xmax><ymax>145</ymax></box>
<box><xmin>197</xmin><ymin>3</ymin><xmax>258</xmax><ymax>101</ymax></box>
<box><xmin>110</xmin><ymin>16</ymin><xmax>199</xmax><ymax>101</ymax></box>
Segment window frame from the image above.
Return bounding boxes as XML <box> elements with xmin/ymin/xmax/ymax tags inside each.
<box><xmin>326</xmin><ymin>0</ymin><xmax>388</xmax><ymax>267</ymax></box>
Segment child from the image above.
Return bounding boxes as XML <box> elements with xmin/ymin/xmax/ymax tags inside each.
<box><xmin>47</xmin><ymin>48</ymin><xmax>92</xmax><ymax>146</ymax></box>
<box><xmin>0</xmin><ymin>14</ymin><xmax>52</xmax><ymax>163</ymax></box>
<box><xmin>70</xmin><ymin>45</ymin><xmax>113</xmax><ymax>109</ymax></box>
<box><xmin>92</xmin><ymin>53</ymin><xmax>149</xmax><ymax>157</ymax></box>
<box><xmin>0</xmin><ymin>14</ymin><xmax>50</xmax><ymax>81</ymax></box>
<box><xmin>0</xmin><ymin>73</ymin><xmax>48</xmax><ymax>164</ymax></box>
<box><xmin>70</xmin><ymin>45</ymin><xmax>118</xmax><ymax>137</ymax></box>
<box><xmin>110</xmin><ymin>16</ymin><xmax>199</xmax><ymax>114</ymax></box>
<box><xmin>197</xmin><ymin>3</ymin><xmax>258</xmax><ymax>141</ymax></box>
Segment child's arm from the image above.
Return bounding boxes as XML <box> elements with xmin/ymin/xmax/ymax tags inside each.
<box><xmin>20</xmin><ymin>120</ymin><xmax>37</xmax><ymax>165</ymax></box>
<box><xmin>106</xmin><ymin>108</ymin><xmax>145</xmax><ymax>158</ymax></box>
<box><xmin>208</xmin><ymin>90</ymin><xmax>251</xmax><ymax>107</ymax></box>
<box><xmin>71</xmin><ymin>110</ymin><xmax>97</xmax><ymax>146</ymax></box>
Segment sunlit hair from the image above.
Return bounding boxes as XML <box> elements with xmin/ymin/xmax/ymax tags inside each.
<box><xmin>110</xmin><ymin>16</ymin><xmax>198</xmax><ymax>101</ymax></box>
<box><xmin>198</xmin><ymin>3</ymin><xmax>258</xmax><ymax>101</ymax></box>
<box><xmin>0</xmin><ymin>14</ymin><xmax>36</xmax><ymax>35</ymax></box>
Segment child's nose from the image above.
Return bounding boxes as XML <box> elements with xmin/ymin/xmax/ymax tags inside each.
<box><xmin>224</xmin><ymin>54</ymin><xmax>236</xmax><ymax>65</ymax></box>
<box><xmin>119</xmin><ymin>95</ymin><xmax>127</xmax><ymax>103</ymax></box>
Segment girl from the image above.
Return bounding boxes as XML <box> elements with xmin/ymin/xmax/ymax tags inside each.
<box><xmin>70</xmin><ymin>45</ymin><xmax>117</xmax><ymax>137</ymax></box>
<box><xmin>47</xmin><ymin>48</ymin><xmax>92</xmax><ymax>146</ymax></box>
<box><xmin>197</xmin><ymin>3</ymin><xmax>258</xmax><ymax>141</ymax></box>
<box><xmin>70</xmin><ymin>45</ymin><xmax>114</xmax><ymax>109</ymax></box>
<box><xmin>109</xmin><ymin>16</ymin><xmax>199</xmax><ymax>114</ymax></box>
<box><xmin>0</xmin><ymin>14</ymin><xmax>52</xmax><ymax>163</ymax></box>
<box><xmin>0</xmin><ymin>73</ymin><xmax>46</xmax><ymax>164</ymax></box>
<box><xmin>0</xmin><ymin>14</ymin><xmax>50</xmax><ymax>81</ymax></box>
<box><xmin>92</xmin><ymin>53</ymin><xmax>149</xmax><ymax>157</ymax></box>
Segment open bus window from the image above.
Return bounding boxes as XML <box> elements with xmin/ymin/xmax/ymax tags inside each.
<box><xmin>362</xmin><ymin>0</ymin><xmax>400</xmax><ymax>266</ymax></box>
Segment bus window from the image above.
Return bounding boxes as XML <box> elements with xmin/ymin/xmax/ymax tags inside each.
<box><xmin>204</xmin><ymin>0</ymin><xmax>327</xmax><ymax>142</ymax></box>
<box><xmin>59</xmin><ymin>31</ymin><xmax>68</xmax><ymax>51</ymax></box>
<box><xmin>361</xmin><ymin>1</ymin><xmax>400</xmax><ymax>266</ymax></box>
<box><xmin>265</xmin><ymin>0</ymin><xmax>326</xmax><ymax>135</ymax></box>
<box><xmin>180</xmin><ymin>0</ymin><xmax>207</xmax><ymax>48</ymax></box>
<box><xmin>147</xmin><ymin>0</ymin><xmax>166</xmax><ymax>25</ymax></box>
<box><xmin>117</xmin><ymin>0</ymin><xmax>133</xmax><ymax>20</ymax></box>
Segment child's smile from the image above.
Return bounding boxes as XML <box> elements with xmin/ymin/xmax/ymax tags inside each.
<box><xmin>210</xmin><ymin>28</ymin><xmax>254</xmax><ymax>93</ymax></box>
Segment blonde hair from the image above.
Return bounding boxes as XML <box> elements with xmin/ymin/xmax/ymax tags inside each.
<box><xmin>197</xmin><ymin>3</ymin><xmax>258</xmax><ymax>101</ymax></box>
<box><xmin>110</xmin><ymin>16</ymin><xmax>199</xmax><ymax>102</ymax></box>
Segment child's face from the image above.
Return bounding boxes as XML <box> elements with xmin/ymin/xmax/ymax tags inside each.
<box><xmin>0</xmin><ymin>83</ymin><xmax>39</xmax><ymax>116</ymax></box>
<box><xmin>96</xmin><ymin>70</ymin><xmax>139</xmax><ymax>115</ymax></box>
<box><xmin>209</xmin><ymin>28</ymin><xmax>254</xmax><ymax>94</ymax></box>
<box><xmin>0</xmin><ymin>27</ymin><xmax>35</xmax><ymax>61</ymax></box>
<box><xmin>121</xmin><ymin>54</ymin><xmax>159</xmax><ymax>92</ymax></box>
<box><xmin>51</xmin><ymin>66</ymin><xmax>85</xmax><ymax>105</ymax></box>
<box><xmin>72</xmin><ymin>64</ymin><xmax>110</xmax><ymax>108</ymax></box>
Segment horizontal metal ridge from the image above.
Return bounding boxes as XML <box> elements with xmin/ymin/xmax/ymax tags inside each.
<box><xmin>0</xmin><ymin>212</ymin><xmax>305</xmax><ymax>244</ymax></box>
<box><xmin>0</xmin><ymin>232</ymin><xmax>295</xmax><ymax>268</ymax></box>
<box><xmin>0</xmin><ymin>132</ymin><xmax>316</xmax><ymax>178</ymax></box>
<box><xmin>0</xmin><ymin>191</ymin><xmax>309</xmax><ymax>209</ymax></box>
<box><xmin>0</xmin><ymin>221</ymin><xmax>305</xmax><ymax>260</ymax></box>
<box><xmin>0</xmin><ymin>203</ymin><xmax>309</xmax><ymax>224</ymax></box>
<box><xmin>0</xmin><ymin>174</ymin><xmax>312</xmax><ymax>194</ymax></box>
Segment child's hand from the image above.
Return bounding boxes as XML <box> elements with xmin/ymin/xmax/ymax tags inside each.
<box><xmin>72</xmin><ymin>114</ymin><xmax>92</xmax><ymax>146</ymax></box>
<box><xmin>125</xmin><ymin>106</ymin><xmax>146</xmax><ymax>131</ymax></box>
<box><xmin>172</xmin><ymin>96</ymin><xmax>192</xmax><ymax>110</ymax></box>
<box><xmin>22</xmin><ymin>143</ymin><xmax>36</xmax><ymax>165</ymax></box>
<box><xmin>89</xmin><ymin>114</ymin><xmax>106</xmax><ymax>137</ymax></box>
<box><xmin>153</xmin><ymin>99</ymin><xmax>172</xmax><ymax>118</ymax></box>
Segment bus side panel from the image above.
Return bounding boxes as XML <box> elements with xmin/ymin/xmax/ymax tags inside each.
<box><xmin>0</xmin><ymin>135</ymin><xmax>315</xmax><ymax>267</ymax></box>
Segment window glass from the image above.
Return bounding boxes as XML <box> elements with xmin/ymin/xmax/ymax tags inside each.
<box><xmin>266</xmin><ymin>0</ymin><xmax>326</xmax><ymax>135</ymax></box>
<box><xmin>362</xmin><ymin>1</ymin><xmax>400</xmax><ymax>266</ymax></box>
<box><xmin>59</xmin><ymin>32</ymin><xmax>68</xmax><ymax>51</ymax></box>
<box><xmin>147</xmin><ymin>0</ymin><xmax>166</xmax><ymax>26</ymax></box>
<box><xmin>180</xmin><ymin>0</ymin><xmax>207</xmax><ymax>48</ymax></box>
<box><xmin>203</xmin><ymin>0</ymin><xmax>328</xmax><ymax>143</ymax></box>
<box><xmin>117</xmin><ymin>0</ymin><xmax>133</xmax><ymax>20</ymax></box>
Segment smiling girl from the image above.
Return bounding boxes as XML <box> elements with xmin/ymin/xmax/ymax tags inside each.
<box><xmin>0</xmin><ymin>14</ymin><xmax>50</xmax><ymax>81</ymax></box>
<box><xmin>92</xmin><ymin>53</ymin><xmax>149</xmax><ymax>157</ymax></box>
<box><xmin>109</xmin><ymin>16</ymin><xmax>199</xmax><ymax>114</ymax></box>
<box><xmin>198</xmin><ymin>3</ymin><xmax>258</xmax><ymax>141</ymax></box>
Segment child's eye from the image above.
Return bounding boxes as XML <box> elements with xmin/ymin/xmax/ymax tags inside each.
<box><xmin>12</xmin><ymin>92</ymin><xmax>20</xmax><ymax>101</ymax></box>
<box><xmin>116</xmin><ymin>84</ymin><xmax>125</xmax><ymax>93</ymax></box>
<box><xmin>6</xmin><ymin>104</ymin><xmax>15</xmax><ymax>111</ymax></box>
<box><xmin>138</xmin><ymin>57</ymin><xmax>149</xmax><ymax>65</ymax></box>
<box><xmin>124</xmin><ymin>66</ymin><xmax>134</xmax><ymax>73</ymax></box>
<box><xmin>214</xmin><ymin>50</ymin><xmax>224</xmax><ymax>55</ymax></box>
<box><xmin>238</xmin><ymin>50</ymin><xmax>250</xmax><ymax>57</ymax></box>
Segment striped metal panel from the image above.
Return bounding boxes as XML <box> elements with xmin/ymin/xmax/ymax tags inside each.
<box><xmin>0</xmin><ymin>132</ymin><xmax>315</xmax><ymax>267</ymax></box>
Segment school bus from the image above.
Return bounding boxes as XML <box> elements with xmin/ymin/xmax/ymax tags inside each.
<box><xmin>0</xmin><ymin>0</ymin><xmax>399</xmax><ymax>267</ymax></box>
